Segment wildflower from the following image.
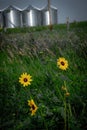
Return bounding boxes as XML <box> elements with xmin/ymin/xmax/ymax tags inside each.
<box><xmin>65</xmin><ymin>92</ymin><xmax>70</xmax><ymax>97</ymax></box>
<box><xmin>19</xmin><ymin>73</ymin><xmax>32</xmax><ymax>87</ymax></box>
<box><xmin>57</xmin><ymin>57</ymin><xmax>68</xmax><ymax>70</ymax></box>
<box><xmin>61</xmin><ymin>86</ymin><xmax>67</xmax><ymax>91</ymax></box>
<box><xmin>28</xmin><ymin>99</ymin><xmax>38</xmax><ymax>116</ymax></box>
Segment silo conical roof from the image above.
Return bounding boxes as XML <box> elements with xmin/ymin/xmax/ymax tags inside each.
<box><xmin>41</xmin><ymin>5</ymin><xmax>57</xmax><ymax>11</ymax></box>
<box><xmin>3</xmin><ymin>5</ymin><xmax>22</xmax><ymax>12</ymax></box>
<box><xmin>23</xmin><ymin>5</ymin><xmax>40</xmax><ymax>11</ymax></box>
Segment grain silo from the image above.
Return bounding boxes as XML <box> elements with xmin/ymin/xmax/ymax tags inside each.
<box><xmin>0</xmin><ymin>12</ymin><xmax>2</xmax><ymax>27</ymax></box>
<box><xmin>0</xmin><ymin>10</ymin><xmax>4</xmax><ymax>28</ymax></box>
<box><xmin>22</xmin><ymin>5</ymin><xmax>41</xmax><ymax>27</ymax></box>
<box><xmin>41</xmin><ymin>5</ymin><xmax>57</xmax><ymax>25</ymax></box>
<box><xmin>3</xmin><ymin>5</ymin><xmax>22</xmax><ymax>28</ymax></box>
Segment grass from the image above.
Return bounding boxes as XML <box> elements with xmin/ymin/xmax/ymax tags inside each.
<box><xmin>0</xmin><ymin>21</ymin><xmax>87</xmax><ymax>130</ymax></box>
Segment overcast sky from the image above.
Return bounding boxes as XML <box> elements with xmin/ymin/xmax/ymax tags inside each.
<box><xmin>0</xmin><ymin>0</ymin><xmax>87</xmax><ymax>23</ymax></box>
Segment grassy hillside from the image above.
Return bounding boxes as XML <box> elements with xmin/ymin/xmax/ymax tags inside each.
<box><xmin>0</xmin><ymin>21</ymin><xmax>87</xmax><ymax>130</ymax></box>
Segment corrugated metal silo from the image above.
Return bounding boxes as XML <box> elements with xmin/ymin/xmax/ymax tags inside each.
<box><xmin>41</xmin><ymin>5</ymin><xmax>57</xmax><ymax>25</ymax></box>
<box><xmin>0</xmin><ymin>11</ymin><xmax>4</xmax><ymax>28</ymax></box>
<box><xmin>3</xmin><ymin>5</ymin><xmax>22</xmax><ymax>28</ymax></box>
<box><xmin>0</xmin><ymin>12</ymin><xmax>1</xmax><ymax>26</ymax></box>
<box><xmin>22</xmin><ymin>5</ymin><xmax>41</xmax><ymax>27</ymax></box>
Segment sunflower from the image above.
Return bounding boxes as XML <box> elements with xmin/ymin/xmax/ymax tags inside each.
<box><xmin>61</xmin><ymin>86</ymin><xmax>67</xmax><ymax>91</ymax></box>
<box><xmin>28</xmin><ymin>99</ymin><xmax>38</xmax><ymax>116</ymax></box>
<box><xmin>19</xmin><ymin>73</ymin><xmax>32</xmax><ymax>87</ymax></box>
<box><xmin>57</xmin><ymin>57</ymin><xmax>68</xmax><ymax>70</ymax></box>
<box><xmin>65</xmin><ymin>92</ymin><xmax>70</xmax><ymax>97</ymax></box>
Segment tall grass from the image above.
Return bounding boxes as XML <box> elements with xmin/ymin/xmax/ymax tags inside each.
<box><xmin>0</xmin><ymin>22</ymin><xmax>87</xmax><ymax>130</ymax></box>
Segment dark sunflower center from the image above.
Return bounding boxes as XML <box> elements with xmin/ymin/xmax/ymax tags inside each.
<box><xmin>61</xmin><ymin>61</ymin><xmax>65</xmax><ymax>66</ymax></box>
<box><xmin>24</xmin><ymin>78</ymin><xmax>28</xmax><ymax>82</ymax></box>
<box><xmin>32</xmin><ymin>105</ymin><xmax>35</xmax><ymax>110</ymax></box>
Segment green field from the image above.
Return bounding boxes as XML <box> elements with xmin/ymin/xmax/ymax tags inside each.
<box><xmin>0</xmin><ymin>21</ymin><xmax>87</xmax><ymax>130</ymax></box>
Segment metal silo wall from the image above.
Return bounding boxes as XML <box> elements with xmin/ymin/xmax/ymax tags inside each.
<box><xmin>41</xmin><ymin>7</ymin><xmax>57</xmax><ymax>25</ymax></box>
<box><xmin>41</xmin><ymin>11</ymin><xmax>50</xmax><ymax>25</ymax></box>
<box><xmin>3</xmin><ymin>9</ymin><xmax>21</xmax><ymax>28</ymax></box>
<box><xmin>0</xmin><ymin>12</ymin><xmax>4</xmax><ymax>27</ymax></box>
<box><xmin>22</xmin><ymin>9</ymin><xmax>41</xmax><ymax>27</ymax></box>
<box><xmin>0</xmin><ymin>12</ymin><xmax>1</xmax><ymax>27</ymax></box>
<box><xmin>37</xmin><ymin>10</ymin><xmax>42</xmax><ymax>26</ymax></box>
<box><xmin>51</xmin><ymin>9</ymin><xmax>57</xmax><ymax>24</ymax></box>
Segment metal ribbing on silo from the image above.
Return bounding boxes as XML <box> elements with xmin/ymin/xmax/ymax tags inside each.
<box><xmin>3</xmin><ymin>5</ymin><xmax>22</xmax><ymax>28</ymax></box>
<box><xmin>41</xmin><ymin>5</ymin><xmax>57</xmax><ymax>25</ymax></box>
<box><xmin>22</xmin><ymin>5</ymin><xmax>41</xmax><ymax>27</ymax></box>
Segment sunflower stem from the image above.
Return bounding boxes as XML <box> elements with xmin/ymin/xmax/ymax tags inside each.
<box><xmin>63</xmin><ymin>81</ymin><xmax>69</xmax><ymax>130</ymax></box>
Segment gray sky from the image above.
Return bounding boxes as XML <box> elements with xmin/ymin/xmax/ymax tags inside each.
<box><xmin>0</xmin><ymin>0</ymin><xmax>87</xmax><ymax>23</ymax></box>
